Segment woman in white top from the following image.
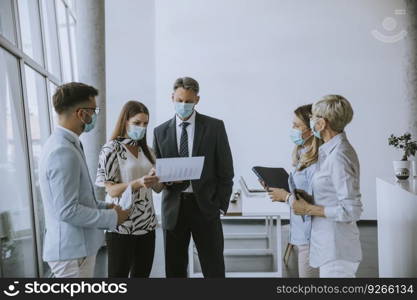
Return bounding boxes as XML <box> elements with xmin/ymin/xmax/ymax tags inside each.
<box><xmin>267</xmin><ymin>104</ymin><xmax>321</xmax><ymax>278</ymax></box>
<box><xmin>292</xmin><ymin>95</ymin><xmax>363</xmax><ymax>278</ymax></box>
<box><xmin>96</xmin><ymin>101</ymin><xmax>163</xmax><ymax>277</ymax></box>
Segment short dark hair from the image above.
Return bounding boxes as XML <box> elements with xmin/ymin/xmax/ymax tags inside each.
<box><xmin>173</xmin><ymin>77</ymin><xmax>199</xmax><ymax>94</ymax></box>
<box><xmin>53</xmin><ymin>82</ymin><xmax>98</xmax><ymax>114</ymax></box>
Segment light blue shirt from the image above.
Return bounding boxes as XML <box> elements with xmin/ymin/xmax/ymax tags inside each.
<box><xmin>287</xmin><ymin>150</ymin><xmax>316</xmax><ymax>246</ymax></box>
<box><xmin>39</xmin><ymin>127</ymin><xmax>117</xmax><ymax>262</ymax></box>
<box><xmin>309</xmin><ymin>132</ymin><xmax>363</xmax><ymax>268</ymax></box>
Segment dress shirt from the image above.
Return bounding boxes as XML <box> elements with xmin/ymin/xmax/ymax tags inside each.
<box><xmin>309</xmin><ymin>132</ymin><xmax>363</xmax><ymax>268</ymax></box>
<box><xmin>175</xmin><ymin>110</ymin><xmax>196</xmax><ymax>192</ymax></box>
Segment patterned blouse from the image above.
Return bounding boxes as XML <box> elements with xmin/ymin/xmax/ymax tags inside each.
<box><xmin>95</xmin><ymin>138</ymin><xmax>159</xmax><ymax>235</ymax></box>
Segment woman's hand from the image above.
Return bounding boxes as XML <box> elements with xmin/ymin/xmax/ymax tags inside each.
<box><xmin>292</xmin><ymin>197</ymin><xmax>311</xmax><ymax>215</ymax></box>
<box><xmin>292</xmin><ymin>190</ymin><xmax>325</xmax><ymax>217</ymax></box>
<box><xmin>294</xmin><ymin>189</ymin><xmax>314</xmax><ymax>204</ymax></box>
<box><xmin>268</xmin><ymin>188</ymin><xmax>290</xmax><ymax>202</ymax></box>
<box><xmin>134</xmin><ymin>175</ymin><xmax>160</xmax><ymax>189</ymax></box>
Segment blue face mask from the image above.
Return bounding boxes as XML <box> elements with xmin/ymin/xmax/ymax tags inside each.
<box><xmin>290</xmin><ymin>128</ymin><xmax>305</xmax><ymax>146</ymax></box>
<box><xmin>127</xmin><ymin>125</ymin><xmax>146</xmax><ymax>141</ymax></box>
<box><xmin>83</xmin><ymin>113</ymin><xmax>97</xmax><ymax>133</ymax></box>
<box><xmin>174</xmin><ymin>102</ymin><xmax>195</xmax><ymax>119</ymax></box>
<box><xmin>310</xmin><ymin>119</ymin><xmax>322</xmax><ymax>139</ymax></box>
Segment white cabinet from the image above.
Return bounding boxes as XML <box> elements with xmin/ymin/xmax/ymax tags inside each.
<box><xmin>376</xmin><ymin>177</ymin><xmax>417</xmax><ymax>277</ymax></box>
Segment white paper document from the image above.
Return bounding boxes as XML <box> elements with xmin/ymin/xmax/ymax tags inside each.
<box><xmin>155</xmin><ymin>156</ymin><xmax>205</xmax><ymax>183</ymax></box>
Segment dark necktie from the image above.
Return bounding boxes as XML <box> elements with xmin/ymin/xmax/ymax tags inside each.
<box><xmin>179</xmin><ymin>122</ymin><xmax>190</xmax><ymax>189</ymax></box>
<box><xmin>179</xmin><ymin>122</ymin><xmax>190</xmax><ymax>157</ymax></box>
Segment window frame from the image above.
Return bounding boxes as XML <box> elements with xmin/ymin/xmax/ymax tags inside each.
<box><xmin>0</xmin><ymin>0</ymin><xmax>78</xmax><ymax>277</ymax></box>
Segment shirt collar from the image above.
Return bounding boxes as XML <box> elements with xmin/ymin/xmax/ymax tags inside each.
<box><xmin>319</xmin><ymin>131</ymin><xmax>346</xmax><ymax>156</ymax></box>
<box><xmin>56</xmin><ymin>125</ymin><xmax>80</xmax><ymax>146</ymax></box>
<box><xmin>176</xmin><ymin>110</ymin><xmax>196</xmax><ymax>127</ymax></box>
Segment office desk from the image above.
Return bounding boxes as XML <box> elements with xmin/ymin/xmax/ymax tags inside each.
<box><xmin>153</xmin><ymin>183</ymin><xmax>290</xmax><ymax>278</ymax></box>
<box><xmin>377</xmin><ymin>177</ymin><xmax>417</xmax><ymax>277</ymax></box>
<box><xmin>190</xmin><ymin>183</ymin><xmax>289</xmax><ymax>277</ymax></box>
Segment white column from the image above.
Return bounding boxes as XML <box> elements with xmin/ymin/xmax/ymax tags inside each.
<box><xmin>76</xmin><ymin>0</ymin><xmax>106</xmax><ymax>200</ymax></box>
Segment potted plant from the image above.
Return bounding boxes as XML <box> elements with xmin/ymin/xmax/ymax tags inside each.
<box><xmin>388</xmin><ymin>133</ymin><xmax>417</xmax><ymax>180</ymax></box>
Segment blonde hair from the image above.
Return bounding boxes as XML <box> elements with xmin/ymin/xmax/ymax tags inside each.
<box><xmin>291</xmin><ymin>104</ymin><xmax>323</xmax><ymax>171</ymax></box>
<box><xmin>312</xmin><ymin>95</ymin><xmax>354</xmax><ymax>132</ymax></box>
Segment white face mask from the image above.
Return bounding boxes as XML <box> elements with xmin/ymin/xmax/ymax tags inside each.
<box><xmin>310</xmin><ymin>118</ymin><xmax>322</xmax><ymax>139</ymax></box>
<box><xmin>127</xmin><ymin>124</ymin><xmax>146</xmax><ymax>141</ymax></box>
<box><xmin>174</xmin><ymin>102</ymin><xmax>195</xmax><ymax>119</ymax></box>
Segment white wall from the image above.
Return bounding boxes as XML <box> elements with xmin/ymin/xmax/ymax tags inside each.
<box><xmin>105</xmin><ymin>0</ymin><xmax>156</xmax><ymax>139</ymax></box>
<box><xmin>107</xmin><ymin>0</ymin><xmax>411</xmax><ymax>220</ymax></box>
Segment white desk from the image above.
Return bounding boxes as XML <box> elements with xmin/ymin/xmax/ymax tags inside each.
<box><xmin>153</xmin><ymin>181</ymin><xmax>290</xmax><ymax>278</ymax></box>
<box><xmin>376</xmin><ymin>177</ymin><xmax>417</xmax><ymax>277</ymax></box>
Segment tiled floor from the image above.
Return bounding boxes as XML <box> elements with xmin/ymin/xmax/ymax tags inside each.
<box><xmin>95</xmin><ymin>220</ymin><xmax>378</xmax><ymax>278</ymax></box>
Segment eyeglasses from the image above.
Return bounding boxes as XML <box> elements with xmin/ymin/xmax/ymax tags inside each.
<box><xmin>79</xmin><ymin>107</ymin><xmax>100</xmax><ymax>114</ymax></box>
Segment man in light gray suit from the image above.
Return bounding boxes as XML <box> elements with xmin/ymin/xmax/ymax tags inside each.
<box><xmin>39</xmin><ymin>82</ymin><xmax>129</xmax><ymax>278</ymax></box>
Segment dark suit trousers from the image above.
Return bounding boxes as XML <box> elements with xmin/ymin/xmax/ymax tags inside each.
<box><xmin>164</xmin><ymin>193</ymin><xmax>225</xmax><ymax>278</ymax></box>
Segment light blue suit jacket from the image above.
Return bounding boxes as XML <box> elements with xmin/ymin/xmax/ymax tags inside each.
<box><xmin>39</xmin><ymin>127</ymin><xmax>117</xmax><ymax>262</ymax></box>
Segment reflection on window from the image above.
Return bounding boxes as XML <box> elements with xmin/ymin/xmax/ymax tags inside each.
<box><xmin>41</xmin><ymin>0</ymin><xmax>62</xmax><ymax>80</ymax></box>
<box><xmin>48</xmin><ymin>81</ymin><xmax>59</xmax><ymax>129</ymax></box>
<box><xmin>0</xmin><ymin>0</ymin><xmax>16</xmax><ymax>44</ymax></box>
<box><xmin>24</xmin><ymin>66</ymin><xmax>51</xmax><ymax>277</ymax></box>
<box><xmin>69</xmin><ymin>16</ymin><xmax>78</xmax><ymax>81</ymax></box>
<box><xmin>67</xmin><ymin>0</ymin><xmax>76</xmax><ymax>12</ymax></box>
<box><xmin>0</xmin><ymin>48</ymin><xmax>37</xmax><ymax>277</ymax></box>
<box><xmin>56</xmin><ymin>0</ymin><xmax>72</xmax><ymax>82</ymax></box>
<box><xmin>17</xmin><ymin>0</ymin><xmax>45</xmax><ymax>66</ymax></box>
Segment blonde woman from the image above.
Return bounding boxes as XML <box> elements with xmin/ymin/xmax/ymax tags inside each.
<box><xmin>267</xmin><ymin>104</ymin><xmax>321</xmax><ymax>277</ymax></box>
<box><xmin>292</xmin><ymin>95</ymin><xmax>362</xmax><ymax>278</ymax></box>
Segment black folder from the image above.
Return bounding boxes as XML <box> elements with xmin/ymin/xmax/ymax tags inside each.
<box><xmin>252</xmin><ymin>167</ymin><xmax>290</xmax><ymax>191</ymax></box>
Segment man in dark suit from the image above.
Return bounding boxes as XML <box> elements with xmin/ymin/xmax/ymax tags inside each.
<box><xmin>153</xmin><ymin>77</ymin><xmax>234</xmax><ymax>278</ymax></box>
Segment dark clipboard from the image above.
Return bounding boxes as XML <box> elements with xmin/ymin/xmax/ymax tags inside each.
<box><xmin>252</xmin><ymin>166</ymin><xmax>290</xmax><ymax>191</ymax></box>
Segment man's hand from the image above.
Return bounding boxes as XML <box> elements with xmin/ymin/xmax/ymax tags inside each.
<box><xmin>113</xmin><ymin>205</ymin><xmax>130</xmax><ymax>225</ymax></box>
<box><xmin>106</xmin><ymin>203</ymin><xmax>116</xmax><ymax>209</ymax></box>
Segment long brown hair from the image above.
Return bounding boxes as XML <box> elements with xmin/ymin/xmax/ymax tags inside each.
<box><xmin>291</xmin><ymin>104</ymin><xmax>323</xmax><ymax>171</ymax></box>
<box><xmin>111</xmin><ymin>101</ymin><xmax>155</xmax><ymax>164</ymax></box>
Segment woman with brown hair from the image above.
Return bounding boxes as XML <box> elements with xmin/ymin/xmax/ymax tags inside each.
<box><xmin>266</xmin><ymin>104</ymin><xmax>322</xmax><ymax>277</ymax></box>
<box><xmin>95</xmin><ymin>100</ymin><xmax>163</xmax><ymax>277</ymax></box>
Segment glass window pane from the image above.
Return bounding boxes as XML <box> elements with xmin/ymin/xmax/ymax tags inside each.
<box><xmin>17</xmin><ymin>0</ymin><xmax>45</xmax><ymax>65</ymax></box>
<box><xmin>56</xmin><ymin>0</ymin><xmax>72</xmax><ymax>83</ymax></box>
<box><xmin>41</xmin><ymin>0</ymin><xmax>61</xmax><ymax>79</ymax></box>
<box><xmin>69</xmin><ymin>16</ymin><xmax>78</xmax><ymax>81</ymax></box>
<box><xmin>48</xmin><ymin>81</ymin><xmax>58</xmax><ymax>129</ymax></box>
<box><xmin>0</xmin><ymin>47</ymin><xmax>37</xmax><ymax>277</ymax></box>
<box><xmin>24</xmin><ymin>65</ymin><xmax>51</xmax><ymax>277</ymax></box>
<box><xmin>67</xmin><ymin>0</ymin><xmax>75</xmax><ymax>12</ymax></box>
<box><xmin>0</xmin><ymin>0</ymin><xmax>16</xmax><ymax>44</ymax></box>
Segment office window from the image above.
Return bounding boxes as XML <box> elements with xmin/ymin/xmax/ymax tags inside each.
<box><xmin>69</xmin><ymin>15</ymin><xmax>78</xmax><ymax>81</ymax></box>
<box><xmin>0</xmin><ymin>0</ymin><xmax>16</xmax><ymax>45</ymax></box>
<box><xmin>24</xmin><ymin>65</ymin><xmax>51</xmax><ymax>277</ymax></box>
<box><xmin>0</xmin><ymin>48</ymin><xmax>38</xmax><ymax>277</ymax></box>
<box><xmin>41</xmin><ymin>0</ymin><xmax>62</xmax><ymax>79</ymax></box>
<box><xmin>17</xmin><ymin>0</ymin><xmax>45</xmax><ymax>66</ymax></box>
<box><xmin>0</xmin><ymin>0</ymin><xmax>79</xmax><ymax>277</ymax></box>
<box><xmin>56</xmin><ymin>0</ymin><xmax>72</xmax><ymax>82</ymax></box>
<box><xmin>48</xmin><ymin>81</ymin><xmax>59</xmax><ymax>128</ymax></box>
